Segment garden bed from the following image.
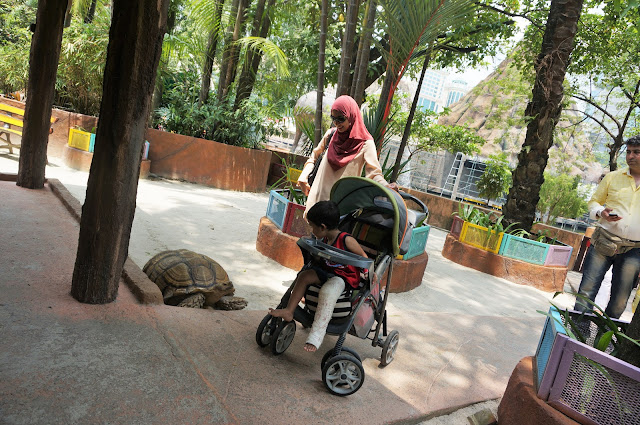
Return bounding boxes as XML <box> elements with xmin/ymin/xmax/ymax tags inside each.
<box><xmin>441</xmin><ymin>234</ymin><xmax>567</xmax><ymax>292</ymax></box>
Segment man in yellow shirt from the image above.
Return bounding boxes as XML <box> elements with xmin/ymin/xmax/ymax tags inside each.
<box><xmin>574</xmin><ymin>136</ymin><xmax>640</xmax><ymax>318</ymax></box>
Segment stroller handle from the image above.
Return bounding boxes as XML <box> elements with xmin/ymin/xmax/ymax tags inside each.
<box><xmin>398</xmin><ymin>190</ymin><xmax>428</xmax><ymax>215</ymax></box>
<box><xmin>297</xmin><ymin>237</ymin><xmax>374</xmax><ymax>269</ymax></box>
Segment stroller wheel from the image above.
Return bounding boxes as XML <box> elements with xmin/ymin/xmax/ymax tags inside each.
<box><xmin>322</xmin><ymin>354</ymin><xmax>365</xmax><ymax>396</ymax></box>
<box><xmin>256</xmin><ymin>314</ymin><xmax>274</xmax><ymax>347</ymax></box>
<box><xmin>380</xmin><ymin>330</ymin><xmax>399</xmax><ymax>366</ymax></box>
<box><xmin>320</xmin><ymin>346</ymin><xmax>362</xmax><ymax>371</ymax></box>
<box><xmin>270</xmin><ymin>320</ymin><xmax>296</xmax><ymax>355</ymax></box>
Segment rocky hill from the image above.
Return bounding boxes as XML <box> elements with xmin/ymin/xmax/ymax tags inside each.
<box><xmin>438</xmin><ymin>57</ymin><xmax>603</xmax><ymax>182</ymax></box>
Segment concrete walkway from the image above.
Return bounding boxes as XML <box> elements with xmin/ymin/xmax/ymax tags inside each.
<box><xmin>0</xmin><ymin>154</ymin><xmax>633</xmax><ymax>424</ymax></box>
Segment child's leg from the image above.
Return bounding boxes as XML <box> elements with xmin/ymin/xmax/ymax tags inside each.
<box><xmin>305</xmin><ymin>276</ymin><xmax>345</xmax><ymax>352</ymax></box>
<box><xmin>269</xmin><ymin>269</ymin><xmax>319</xmax><ymax>321</ymax></box>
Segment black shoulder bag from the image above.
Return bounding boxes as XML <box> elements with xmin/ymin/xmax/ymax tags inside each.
<box><xmin>307</xmin><ymin>129</ymin><xmax>335</xmax><ymax>186</ymax></box>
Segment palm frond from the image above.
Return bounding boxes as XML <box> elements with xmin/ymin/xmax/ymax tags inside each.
<box><xmin>235</xmin><ymin>36</ymin><xmax>290</xmax><ymax>77</ymax></box>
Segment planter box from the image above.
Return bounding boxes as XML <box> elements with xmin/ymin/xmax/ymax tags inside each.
<box><xmin>266</xmin><ymin>190</ymin><xmax>291</xmax><ymax>229</ymax></box>
<box><xmin>544</xmin><ymin>243</ymin><xmax>573</xmax><ymax>267</ymax></box>
<box><xmin>459</xmin><ymin>221</ymin><xmax>504</xmax><ymax>254</ymax></box>
<box><xmin>543</xmin><ymin>336</ymin><xmax>640</xmax><ymax>425</ymax></box>
<box><xmin>68</xmin><ymin>128</ymin><xmax>94</xmax><ymax>152</ymax></box>
<box><xmin>499</xmin><ymin>234</ymin><xmax>574</xmax><ymax>267</ymax></box>
<box><xmin>534</xmin><ymin>308</ymin><xmax>639</xmax><ymax>425</ymax></box>
<box><xmin>499</xmin><ymin>233</ymin><xmax>550</xmax><ymax>265</ymax></box>
<box><xmin>450</xmin><ymin>216</ymin><xmax>464</xmax><ymax>239</ymax></box>
<box><xmin>282</xmin><ymin>201</ymin><xmax>310</xmax><ymax>237</ymax></box>
<box><xmin>266</xmin><ymin>189</ymin><xmax>309</xmax><ymax>237</ymax></box>
<box><xmin>402</xmin><ymin>225</ymin><xmax>431</xmax><ymax>260</ymax></box>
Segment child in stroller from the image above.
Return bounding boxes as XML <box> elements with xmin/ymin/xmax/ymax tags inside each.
<box><xmin>269</xmin><ymin>200</ymin><xmax>368</xmax><ymax>352</ymax></box>
<box><xmin>257</xmin><ymin>177</ymin><xmax>428</xmax><ymax>396</ymax></box>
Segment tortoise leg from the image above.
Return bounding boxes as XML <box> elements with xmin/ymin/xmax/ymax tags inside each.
<box><xmin>177</xmin><ymin>293</ymin><xmax>206</xmax><ymax>308</ymax></box>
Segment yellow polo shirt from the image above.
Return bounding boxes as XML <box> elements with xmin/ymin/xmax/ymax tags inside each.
<box><xmin>589</xmin><ymin>167</ymin><xmax>640</xmax><ymax>241</ymax></box>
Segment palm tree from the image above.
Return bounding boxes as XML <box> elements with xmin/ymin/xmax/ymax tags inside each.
<box><xmin>502</xmin><ymin>0</ymin><xmax>584</xmax><ymax>232</ymax></box>
<box><xmin>373</xmin><ymin>0</ymin><xmax>475</xmax><ymax>148</ymax></box>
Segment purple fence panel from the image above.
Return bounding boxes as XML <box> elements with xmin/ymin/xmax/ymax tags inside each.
<box><xmin>547</xmin><ymin>339</ymin><xmax>640</xmax><ymax>425</ymax></box>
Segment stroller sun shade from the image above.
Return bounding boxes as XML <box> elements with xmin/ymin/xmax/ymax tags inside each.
<box><xmin>330</xmin><ymin>177</ymin><xmax>409</xmax><ymax>257</ymax></box>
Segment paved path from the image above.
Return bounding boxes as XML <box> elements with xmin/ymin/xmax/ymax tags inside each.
<box><xmin>0</xmin><ymin>154</ymin><xmax>634</xmax><ymax>424</ymax></box>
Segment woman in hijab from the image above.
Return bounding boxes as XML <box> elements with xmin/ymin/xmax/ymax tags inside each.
<box><xmin>292</xmin><ymin>95</ymin><xmax>396</xmax><ymax>352</ymax></box>
<box><xmin>298</xmin><ymin>95</ymin><xmax>396</xmax><ymax>212</ymax></box>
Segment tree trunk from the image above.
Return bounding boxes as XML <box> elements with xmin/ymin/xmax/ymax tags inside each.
<box><xmin>314</xmin><ymin>0</ymin><xmax>329</xmax><ymax>147</ymax></box>
<box><xmin>84</xmin><ymin>0</ymin><xmax>97</xmax><ymax>24</ymax></box>
<box><xmin>374</xmin><ymin>63</ymin><xmax>396</xmax><ymax>150</ymax></box>
<box><xmin>219</xmin><ymin>0</ymin><xmax>250</xmax><ymax>102</ymax></box>
<box><xmin>335</xmin><ymin>0</ymin><xmax>359</xmax><ymax>98</ymax></box>
<box><xmin>217</xmin><ymin>0</ymin><xmax>241</xmax><ymax>101</ymax></box>
<box><xmin>16</xmin><ymin>0</ymin><xmax>68</xmax><ymax>189</ymax></box>
<box><xmin>390</xmin><ymin>52</ymin><xmax>431</xmax><ymax>182</ymax></box>
<box><xmin>618</xmin><ymin>310</ymin><xmax>640</xmax><ymax>367</ymax></box>
<box><xmin>350</xmin><ymin>0</ymin><xmax>376</xmax><ymax>106</ymax></box>
<box><xmin>64</xmin><ymin>0</ymin><xmax>72</xmax><ymax>27</ymax></box>
<box><xmin>199</xmin><ymin>0</ymin><xmax>225</xmax><ymax>106</ymax></box>
<box><xmin>502</xmin><ymin>0</ymin><xmax>584</xmax><ymax>233</ymax></box>
<box><xmin>71</xmin><ymin>0</ymin><xmax>169</xmax><ymax>304</ymax></box>
<box><xmin>233</xmin><ymin>0</ymin><xmax>275</xmax><ymax>111</ymax></box>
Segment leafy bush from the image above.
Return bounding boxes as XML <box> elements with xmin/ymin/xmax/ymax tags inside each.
<box><xmin>153</xmin><ymin>70</ymin><xmax>277</xmax><ymax>149</ymax></box>
<box><xmin>477</xmin><ymin>152</ymin><xmax>512</xmax><ymax>204</ymax></box>
<box><xmin>55</xmin><ymin>9</ymin><xmax>110</xmax><ymax>115</ymax></box>
<box><xmin>0</xmin><ymin>1</ymin><xmax>34</xmax><ymax>95</ymax></box>
<box><xmin>537</xmin><ymin>173</ymin><xmax>588</xmax><ymax>224</ymax></box>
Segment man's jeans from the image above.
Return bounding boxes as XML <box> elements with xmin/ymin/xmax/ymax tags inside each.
<box><xmin>574</xmin><ymin>245</ymin><xmax>640</xmax><ymax>318</ymax></box>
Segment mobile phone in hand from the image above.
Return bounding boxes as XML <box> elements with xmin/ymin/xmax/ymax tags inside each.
<box><xmin>608</xmin><ymin>212</ymin><xmax>619</xmax><ymax>217</ymax></box>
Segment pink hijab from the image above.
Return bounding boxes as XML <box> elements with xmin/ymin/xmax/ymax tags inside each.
<box><xmin>326</xmin><ymin>95</ymin><xmax>373</xmax><ymax>170</ymax></box>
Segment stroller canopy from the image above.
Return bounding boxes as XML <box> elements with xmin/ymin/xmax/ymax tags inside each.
<box><xmin>330</xmin><ymin>177</ymin><xmax>409</xmax><ymax>257</ymax></box>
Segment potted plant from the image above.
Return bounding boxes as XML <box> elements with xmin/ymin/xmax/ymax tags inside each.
<box><xmin>534</xmin><ymin>295</ymin><xmax>640</xmax><ymax>425</ymax></box>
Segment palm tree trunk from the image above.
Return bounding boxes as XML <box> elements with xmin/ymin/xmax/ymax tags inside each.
<box><xmin>199</xmin><ymin>0</ymin><xmax>225</xmax><ymax>106</ymax></box>
<box><xmin>502</xmin><ymin>0</ymin><xmax>584</xmax><ymax>232</ymax></box>
<box><xmin>335</xmin><ymin>0</ymin><xmax>359</xmax><ymax>97</ymax></box>
<box><xmin>16</xmin><ymin>0</ymin><xmax>67</xmax><ymax>189</ymax></box>
<box><xmin>219</xmin><ymin>0</ymin><xmax>250</xmax><ymax>102</ymax></box>
<box><xmin>350</xmin><ymin>0</ymin><xmax>376</xmax><ymax>106</ymax></box>
<box><xmin>217</xmin><ymin>0</ymin><xmax>241</xmax><ymax>101</ymax></box>
<box><xmin>233</xmin><ymin>0</ymin><xmax>275</xmax><ymax>110</ymax></box>
<box><xmin>390</xmin><ymin>52</ymin><xmax>431</xmax><ymax>182</ymax></box>
<box><xmin>374</xmin><ymin>62</ymin><xmax>396</xmax><ymax>149</ymax></box>
<box><xmin>314</xmin><ymin>0</ymin><xmax>329</xmax><ymax>147</ymax></box>
<box><xmin>71</xmin><ymin>0</ymin><xmax>169</xmax><ymax>304</ymax></box>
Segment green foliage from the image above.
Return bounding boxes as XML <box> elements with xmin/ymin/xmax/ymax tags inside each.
<box><xmin>0</xmin><ymin>0</ymin><xmax>35</xmax><ymax>94</ymax></box>
<box><xmin>55</xmin><ymin>7</ymin><xmax>110</xmax><ymax>115</ymax></box>
<box><xmin>454</xmin><ymin>203</ymin><xmax>518</xmax><ymax>242</ymax></box>
<box><xmin>269</xmin><ymin>156</ymin><xmax>307</xmax><ymax>205</ymax></box>
<box><xmin>152</xmin><ymin>69</ymin><xmax>277</xmax><ymax>149</ymax></box>
<box><xmin>476</xmin><ymin>153</ymin><xmax>512</xmax><ymax>203</ymax></box>
<box><xmin>415</xmin><ymin>123</ymin><xmax>485</xmax><ymax>155</ymax></box>
<box><xmin>542</xmin><ymin>293</ymin><xmax>640</xmax><ymax>357</ymax></box>
<box><xmin>536</xmin><ymin>173</ymin><xmax>588</xmax><ymax>224</ymax></box>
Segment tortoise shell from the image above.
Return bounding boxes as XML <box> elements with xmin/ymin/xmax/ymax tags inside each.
<box><xmin>143</xmin><ymin>249</ymin><xmax>234</xmax><ymax>307</ymax></box>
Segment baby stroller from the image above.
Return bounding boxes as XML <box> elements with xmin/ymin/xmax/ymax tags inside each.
<box><xmin>256</xmin><ymin>177</ymin><xmax>428</xmax><ymax>396</ymax></box>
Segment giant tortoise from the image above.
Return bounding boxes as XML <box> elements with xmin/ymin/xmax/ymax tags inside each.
<box><xmin>143</xmin><ymin>249</ymin><xmax>235</xmax><ymax>308</ymax></box>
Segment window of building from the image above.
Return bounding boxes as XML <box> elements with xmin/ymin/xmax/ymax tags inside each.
<box><xmin>446</xmin><ymin>90</ymin><xmax>464</xmax><ymax>106</ymax></box>
<box><xmin>418</xmin><ymin>97</ymin><xmax>438</xmax><ymax>112</ymax></box>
